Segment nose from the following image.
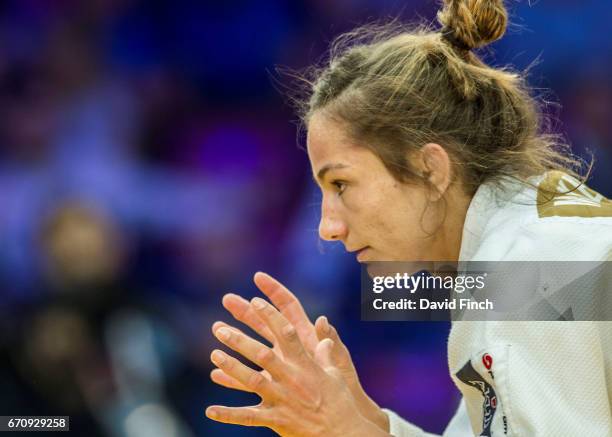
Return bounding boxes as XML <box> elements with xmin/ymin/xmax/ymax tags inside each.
<box><xmin>318</xmin><ymin>199</ymin><xmax>348</xmax><ymax>242</ymax></box>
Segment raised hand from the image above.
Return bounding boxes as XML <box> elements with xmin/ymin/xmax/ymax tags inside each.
<box><xmin>210</xmin><ymin>272</ymin><xmax>389</xmax><ymax>432</ymax></box>
<box><xmin>206</xmin><ymin>295</ymin><xmax>389</xmax><ymax>436</ymax></box>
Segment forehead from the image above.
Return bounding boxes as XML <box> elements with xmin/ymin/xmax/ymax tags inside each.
<box><xmin>306</xmin><ymin>111</ymin><xmax>362</xmax><ymax>166</ymax></box>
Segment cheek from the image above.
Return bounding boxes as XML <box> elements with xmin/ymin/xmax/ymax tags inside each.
<box><xmin>345</xmin><ymin>174</ymin><xmax>430</xmax><ymax>230</ymax></box>
<box><xmin>367</xmin><ymin>185</ymin><xmax>430</xmax><ymax>242</ymax></box>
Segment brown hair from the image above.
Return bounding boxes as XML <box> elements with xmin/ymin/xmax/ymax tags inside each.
<box><xmin>293</xmin><ymin>0</ymin><xmax>588</xmax><ymax>195</ymax></box>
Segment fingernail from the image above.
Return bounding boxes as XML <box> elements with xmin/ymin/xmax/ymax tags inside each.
<box><xmin>216</xmin><ymin>327</ymin><xmax>231</xmax><ymax>341</ymax></box>
<box><xmin>206</xmin><ymin>407</ymin><xmax>218</xmax><ymax>419</ymax></box>
<box><xmin>251</xmin><ymin>297</ymin><xmax>266</xmax><ymax>310</ymax></box>
<box><xmin>211</xmin><ymin>350</ymin><xmax>226</xmax><ymax>365</ymax></box>
<box><xmin>321</xmin><ymin>316</ymin><xmax>330</xmax><ymax>333</ymax></box>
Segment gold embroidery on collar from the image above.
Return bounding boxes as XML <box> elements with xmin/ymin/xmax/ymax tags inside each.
<box><xmin>537</xmin><ymin>171</ymin><xmax>612</xmax><ymax>218</ymax></box>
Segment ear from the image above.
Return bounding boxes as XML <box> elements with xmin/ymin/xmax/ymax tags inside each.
<box><xmin>419</xmin><ymin>143</ymin><xmax>452</xmax><ymax>201</ymax></box>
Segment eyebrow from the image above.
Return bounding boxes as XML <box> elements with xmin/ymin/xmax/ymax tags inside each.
<box><xmin>315</xmin><ymin>163</ymin><xmax>349</xmax><ymax>183</ymax></box>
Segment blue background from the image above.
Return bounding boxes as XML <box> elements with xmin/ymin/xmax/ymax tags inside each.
<box><xmin>0</xmin><ymin>1</ymin><xmax>610</xmax><ymax>435</ymax></box>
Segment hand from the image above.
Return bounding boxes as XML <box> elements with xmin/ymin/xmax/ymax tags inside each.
<box><xmin>206</xmin><ymin>295</ymin><xmax>389</xmax><ymax>436</ymax></box>
<box><xmin>210</xmin><ymin>272</ymin><xmax>389</xmax><ymax>432</ymax></box>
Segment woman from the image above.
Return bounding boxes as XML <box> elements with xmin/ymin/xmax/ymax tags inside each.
<box><xmin>206</xmin><ymin>0</ymin><xmax>612</xmax><ymax>435</ymax></box>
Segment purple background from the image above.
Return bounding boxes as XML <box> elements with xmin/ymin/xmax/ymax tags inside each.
<box><xmin>0</xmin><ymin>1</ymin><xmax>610</xmax><ymax>436</ymax></box>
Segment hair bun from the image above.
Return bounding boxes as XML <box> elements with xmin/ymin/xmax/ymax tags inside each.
<box><xmin>437</xmin><ymin>0</ymin><xmax>508</xmax><ymax>50</ymax></box>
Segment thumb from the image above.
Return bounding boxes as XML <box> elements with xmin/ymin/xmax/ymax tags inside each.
<box><xmin>314</xmin><ymin>338</ymin><xmax>335</xmax><ymax>370</ymax></box>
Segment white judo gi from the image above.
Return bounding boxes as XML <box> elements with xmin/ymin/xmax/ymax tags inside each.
<box><xmin>383</xmin><ymin>171</ymin><xmax>612</xmax><ymax>436</ymax></box>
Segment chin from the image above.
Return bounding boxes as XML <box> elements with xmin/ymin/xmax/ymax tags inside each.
<box><xmin>364</xmin><ymin>260</ymin><xmax>436</xmax><ymax>280</ymax></box>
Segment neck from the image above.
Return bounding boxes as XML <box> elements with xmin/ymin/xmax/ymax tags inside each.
<box><xmin>432</xmin><ymin>185</ymin><xmax>473</xmax><ymax>262</ymax></box>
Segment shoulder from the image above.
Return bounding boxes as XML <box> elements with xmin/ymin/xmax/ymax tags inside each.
<box><xmin>471</xmin><ymin>171</ymin><xmax>612</xmax><ymax>262</ymax></box>
<box><xmin>508</xmin><ymin>218</ymin><xmax>612</xmax><ymax>261</ymax></box>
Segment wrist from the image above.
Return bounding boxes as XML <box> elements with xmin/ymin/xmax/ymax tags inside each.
<box><xmin>332</xmin><ymin>405</ymin><xmax>390</xmax><ymax>437</ymax></box>
<box><xmin>355</xmin><ymin>392</ymin><xmax>389</xmax><ymax>432</ymax></box>
<box><xmin>346</xmin><ymin>415</ymin><xmax>391</xmax><ymax>437</ymax></box>
<box><xmin>374</xmin><ymin>407</ymin><xmax>390</xmax><ymax>433</ymax></box>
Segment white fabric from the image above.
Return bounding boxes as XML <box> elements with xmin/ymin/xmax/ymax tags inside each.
<box><xmin>384</xmin><ymin>173</ymin><xmax>612</xmax><ymax>436</ymax></box>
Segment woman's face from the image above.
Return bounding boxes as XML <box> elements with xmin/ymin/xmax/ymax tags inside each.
<box><xmin>307</xmin><ymin>111</ymin><xmax>449</xmax><ymax>262</ymax></box>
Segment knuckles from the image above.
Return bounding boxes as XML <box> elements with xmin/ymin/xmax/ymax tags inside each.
<box><xmin>230</xmin><ymin>331</ymin><xmax>244</xmax><ymax>346</ymax></box>
<box><xmin>222</xmin><ymin>356</ymin><xmax>235</xmax><ymax>371</ymax></box>
<box><xmin>272</xmin><ymin>416</ymin><xmax>289</xmax><ymax>429</ymax></box>
<box><xmin>247</xmin><ymin>372</ymin><xmax>267</xmax><ymax>391</ymax></box>
<box><xmin>262</xmin><ymin>305</ymin><xmax>276</xmax><ymax>318</ymax></box>
<box><xmin>243</xmin><ymin>409</ymin><xmax>257</xmax><ymax>427</ymax></box>
<box><xmin>281</xmin><ymin>324</ymin><xmax>298</xmax><ymax>341</ymax></box>
<box><xmin>256</xmin><ymin>347</ymin><xmax>275</xmax><ymax>366</ymax></box>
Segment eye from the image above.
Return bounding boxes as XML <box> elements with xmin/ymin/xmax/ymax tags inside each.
<box><xmin>331</xmin><ymin>180</ymin><xmax>347</xmax><ymax>196</ymax></box>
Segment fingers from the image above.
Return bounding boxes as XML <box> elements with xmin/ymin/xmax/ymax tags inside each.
<box><xmin>250</xmin><ymin>297</ymin><xmax>312</xmax><ymax>368</ymax></box>
<box><xmin>212</xmin><ymin>320</ymin><xmax>246</xmax><ymax>338</ymax></box>
<box><xmin>315</xmin><ymin>316</ymin><xmax>346</xmax><ymax>352</ymax></box>
<box><xmin>210</xmin><ymin>349</ymin><xmax>277</xmax><ymax>399</ymax></box>
<box><xmin>315</xmin><ymin>315</ymin><xmax>336</xmax><ymax>343</ymax></box>
<box><xmin>210</xmin><ymin>368</ymin><xmax>250</xmax><ymax>393</ymax></box>
<box><xmin>205</xmin><ymin>405</ymin><xmax>270</xmax><ymax>427</ymax></box>
<box><xmin>222</xmin><ymin>293</ymin><xmax>275</xmax><ymax>344</ymax></box>
<box><xmin>253</xmin><ymin>272</ymin><xmax>318</xmax><ymax>350</ymax></box>
<box><xmin>213</xmin><ymin>326</ymin><xmax>287</xmax><ymax>381</ymax></box>
<box><xmin>315</xmin><ymin>316</ymin><xmax>356</xmax><ymax>374</ymax></box>
<box><xmin>210</xmin><ymin>368</ymin><xmax>273</xmax><ymax>394</ymax></box>
<box><xmin>253</xmin><ymin>272</ymin><xmax>302</xmax><ymax>315</ymax></box>
<box><xmin>314</xmin><ymin>338</ymin><xmax>335</xmax><ymax>370</ymax></box>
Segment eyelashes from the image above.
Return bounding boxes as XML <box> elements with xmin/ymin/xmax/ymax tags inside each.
<box><xmin>331</xmin><ymin>180</ymin><xmax>347</xmax><ymax>196</ymax></box>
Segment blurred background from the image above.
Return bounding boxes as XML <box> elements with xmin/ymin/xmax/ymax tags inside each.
<box><xmin>0</xmin><ymin>0</ymin><xmax>610</xmax><ymax>436</ymax></box>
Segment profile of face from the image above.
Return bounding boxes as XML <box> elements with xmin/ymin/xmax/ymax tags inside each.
<box><xmin>307</xmin><ymin>111</ymin><xmax>465</xmax><ymax>263</ymax></box>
